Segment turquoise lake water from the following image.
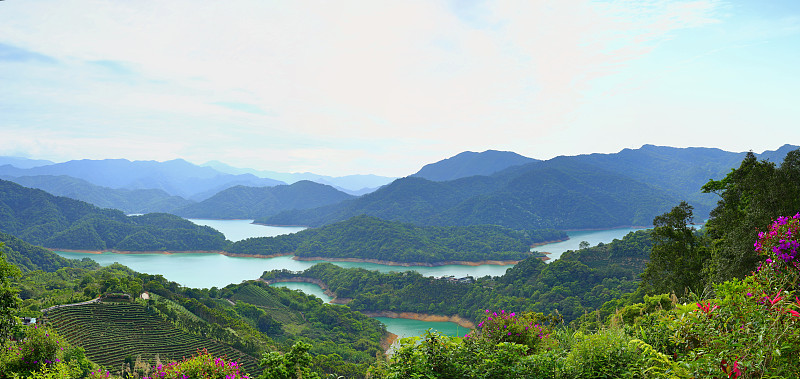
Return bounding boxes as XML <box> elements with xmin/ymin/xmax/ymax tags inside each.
<box><xmin>54</xmin><ymin>219</ymin><xmax>648</xmax><ymax>340</ymax></box>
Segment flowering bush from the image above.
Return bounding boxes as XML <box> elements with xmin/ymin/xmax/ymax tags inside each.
<box><xmin>663</xmin><ymin>214</ymin><xmax>800</xmax><ymax>378</ymax></box>
<box><xmin>755</xmin><ymin>213</ymin><xmax>800</xmax><ymax>289</ymax></box>
<box><xmin>467</xmin><ymin>310</ymin><xmax>552</xmax><ymax>352</ymax></box>
<box><xmin>142</xmin><ymin>350</ymin><xmax>250</xmax><ymax>379</ymax></box>
<box><xmin>0</xmin><ymin>326</ymin><xmax>63</xmax><ymax>376</ymax></box>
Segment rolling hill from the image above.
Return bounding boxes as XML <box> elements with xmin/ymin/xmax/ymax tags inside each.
<box><xmin>0</xmin><ymin>174</ymin><xmax>193</xmax><ymax>214</ymax></box>
<box><xmin>412</xmin><ymin>149</ymin><xmax>537</xmax><ymax>181</ymax></box>
<box><xmin>258</xmin><ymin>145</ymin><xmax>798</xmax><ymax>230</ymax></box>
<box><xmin>0</xmin><ymin>179</ymin><xmax>227</xmax><ymax>251</ymax></box>
<box><xmin>0</xmin><ymin>158</ymin><xmax>285</xmax><ymax>201</ymax></box>
<box><xmin>171</xmin><ymin>180</ymin><xmax>354</xmax><ymax>219</ymax></box>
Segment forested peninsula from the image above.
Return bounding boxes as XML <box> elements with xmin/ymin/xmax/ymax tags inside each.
<box><xmin>0</xmin><ymin>180</ymin><xmax>227</xmax><ymax>251</ymax></box>
<box><xmin>227</xmin><ymin>215</ymin><xmax>566</xmax><ymax>264</ymax></box>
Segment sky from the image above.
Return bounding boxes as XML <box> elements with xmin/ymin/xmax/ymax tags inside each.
<box><xmin>1</xmin><ymin>0</ymin><xmax>798</xmax><ymax>177</ymax></box>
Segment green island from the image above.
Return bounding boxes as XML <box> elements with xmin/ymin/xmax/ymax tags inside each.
<box><xmin>1</xmin><ymin>150</ymin><xmax>799</xmax><ymax>378</ymax></box>
<box><xmin>229</xmin><ymin>215</ymin><xmax>566</xmax><ymax>264</ymax></box>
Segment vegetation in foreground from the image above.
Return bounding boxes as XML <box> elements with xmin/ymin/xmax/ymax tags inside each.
<box><xmin>1</xmin><ymin>149</ymin><xmax>799</xmax><ymax>378</ymax></box>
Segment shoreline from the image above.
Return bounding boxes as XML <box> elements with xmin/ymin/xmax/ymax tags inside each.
<box><xmin>292</xmin><ymin>256</ymin><xmax>522</xmax><ymax>267</ymax></box>
<box><xmin>562</xmin><ymin>225</ymin><xmax>650</xmax><ymax>232</ymax></box>
<box><xmin>259</xmin><ymin>277</ymin><xmax>353</xmax><ymax>304</ymax></box>
<box><xmin>381</xmin><ymin>332</ymin><xmax>399</xmax><ymax>352</ymax></box>
<box><xmin>251</xmin><ymin>222</ymin><xmax>310</xmax><ymax>228</ymax></box>
<box><xmin>51</xmin><ymin>248</ymin><xmax>295</xmax><ymax>260</ymax></box>
<box><xmin>530</xmin><ymin>238</ymin><xmax>569</xmax><ymax>247</ymax></box>
<box><xmin>361</xmin><ymin>311</ymin><xmax>475</xmax><ymax>329</ymax></box>
<box><xmin>53</xmin><ymin>248</ymin><xmax>522</xmax><ymax>266</ymax></box>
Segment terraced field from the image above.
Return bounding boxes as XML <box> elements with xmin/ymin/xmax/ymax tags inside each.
<box><xmin>45</xmin><ymin>302</ymin><xmax>260</xmax><ymax>375</ymax></box>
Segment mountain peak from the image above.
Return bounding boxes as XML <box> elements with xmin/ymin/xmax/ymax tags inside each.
<box><xmin>412</xmin><ymin>150</ymin><xmax>537</xmax><ymax>182</ymax></box>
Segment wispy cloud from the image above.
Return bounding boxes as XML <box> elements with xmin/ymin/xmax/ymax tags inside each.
<box><xmin>0</xmin><ymin>0</ymin><xmax>796</xmax><ymax>175</ymax></box>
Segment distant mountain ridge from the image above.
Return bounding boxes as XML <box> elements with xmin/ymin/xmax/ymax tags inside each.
<box><xmin>412</xmin><ymin>150</ymin><xmax>538</xmax><ymax>181</ymax></box>
<box><xmin>259</xmin><ymin>144</ymin><xmax>799</xmax><ymax>230</ymax></box>
<box><xmin>172</xmin><ymin>180</ymin><xmax>354</xmax><ymax>219</ymax></box>
<box><xmin>0</xmin><ymin>158</ymin><xmax>285</xmax><ymax>201</ymax></box>
<box><xmin>0</xmin><ymin>179</ymin><xmax>227</xmax><ymax>251</ymax></box>
<box><xmin>0</xmin><ymin>174</ymin><xmax>193</xmax><ymax>214</ymax></box>
<box><xmin>259</xmin><ymin>158</ymin><xmax>680</xmax><ymax>230</ymax></box>
<box><xmin>201</xmin><ymin>160</ymin><xmax>396</xmax><ymax>195</ymax></box>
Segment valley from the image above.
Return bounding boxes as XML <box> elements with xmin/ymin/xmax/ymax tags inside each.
<box><xmin>2</xmin><ymin>145</ymin><xmax>800</xmax><ymax>378</ymax></box>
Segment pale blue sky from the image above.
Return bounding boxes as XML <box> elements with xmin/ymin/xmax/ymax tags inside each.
<box><xmin>0</xmin><ymin>0</ymin><xmax>798</xmax><ymax>176</ymax></box>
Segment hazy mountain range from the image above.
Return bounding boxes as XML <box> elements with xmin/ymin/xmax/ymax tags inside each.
<box><xmin>171</xmin><ymin>181</ymin><xmax>355</xmax><ymax>219</ymax></box>
<box><xmin>259</xmin><ymin>144</ymin><xmax>799</xmax><ymax>230</ymax></box>
<box><xmin>1</xmin><ymin>144</ymin><xmax>797</xmax><ymax>230</ymax></box>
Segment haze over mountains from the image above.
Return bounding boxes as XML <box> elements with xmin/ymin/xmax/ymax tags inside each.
<box><xmin>260</xmin><ymin>144</ymin><xmax>799</xmax><ymax>230</ymax></box>
<box><xmin>1</xmin><ymin>144</ymin><xmax>796</xmax><ymax>231</ymax></box>
<box><xmin>412</xmin><ymin>150</ymin><xmax>538</xmax><ymax>181</ymax></box>
<box><xmin>172</xmin><ymin>181</ymin><xmax>355</xmax><ymax>219</ymax></box>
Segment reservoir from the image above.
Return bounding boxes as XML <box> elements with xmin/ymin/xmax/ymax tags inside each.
<box><xmin>53</xmin><ymin>219</ymin><xmax>647</xmax><ymax>340</ymax></box>
<box><xmin>271</xmin><ymin>281</ymin><xmax>465</xmax><ymax>339</ymax></box>
<box><xmin>53</xmin><ymin>220</ymin><xmax>648</xmax><ymax>288</ymax></box>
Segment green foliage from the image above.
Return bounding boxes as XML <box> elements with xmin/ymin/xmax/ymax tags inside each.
<box><xmin>3</xmin><ymin>174</ymin><xmax>193</xmax><ymax>214</ymax></box>
<box><xmin>233</xmin><ymin>215</ymin><xmax>565</xmax><ymax>264</ymax></box>
<box><xmin>469</xmin><ymin>310</ymin><xmax>553</xmax><ymax>352</ymax></box>
<box><xmin>0</xmin><ymin>326</ymin><xmax>93</xmax><ymax>379</ymax></box>
<box><xmin>0</xmin><ymin>232</ymin><xmax>98</xmax><ymax>273</ymax></box>
<box><xmin>145</xmin><ymin>350</ymin><xmax>251</xmax><ymax>379</ymax></box>
<box><xmin>702</xmin><ymin>149</ymin><xmax>800</xmax><ymax>281</ymax></box>
<box><xmin>0</xmin><ymin>179</ymin><xmax>227</xmax><ymax>251</ymax></box>
<box><xmin>386</xmin><ymin>331</ymin><xmax>534</xmax><ymax>379</ymax></box>
<box><xmin>173</xmin><ymin>181</ymin><xmax>354</xmax><ymax>219</ymax></box>
<box><xmin>45</xmin><ymin>302</ymin><xmax>261</xmax><ymax>375</ymax></box>
<box><xmin>641</xmin><ymin>202</ymin><xmax>710</xmax><ymax>296</ymax></box>
<box><xmin>258</xmin><ymin>341</ymin><xmax>319</xmax><ymax>379</ymax></box>
<box><xmin>260</xmin><ymin>158</ymin><xmax>681</xmax><ymax>230</ymax></box>
<box><xmin>0</xmin><ymin>245</ymin><xmax>21</xmax><ymax>346</ymax></box>
<box><xmin>265</xmin><ymin>229</ymin><xmax>652</xmax><ymax>324</ymax></box>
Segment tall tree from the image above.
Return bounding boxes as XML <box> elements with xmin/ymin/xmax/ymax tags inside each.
<box><xmin>702</xmin><ymin>149</ymin><xmax>800</xmax><ymax>281</ymax></box>
<box><xmin>0</xmin><ymin>243</ymin><xmax>21</xmax><ymax>346</ymax></box>
<box><xmin>641</xmin><ymin>201</ymin><xmax>709</xmax><ymax>296</ymax></box>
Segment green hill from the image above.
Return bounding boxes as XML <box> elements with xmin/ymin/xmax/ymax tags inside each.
<box><xmin>258</xmin><ymin>145</ymin><xmax>798</xmax><ymax>230</ymax></box>
<box><xmin>0</xmin><ymin>174</ymin><xmax>193</xmax><ymax>214</ymax></box>
<box><xmin>412</xmin><ymin>149</ymin><xmax>537</xmax><ymax>181</ymax></box>
<box><xmin>0</xmin><ymin>231</ymin><xmax>98</xmax><ymax>272</ymax></box>
<box><xmin>0</xmin><ymin>179</ymin><xmax>227</xmax><ymax>251</ymax></box>
<box><xmin>259</xmin><ymin>159</ymin><xmax>678</xmax><ymax>230</ymax></box>
<box><xmin>172</xmin><ymin>180</ymin><xmax>354</xmax><ymax>219</ymax></box>
<box><xmin>228</xmin><ymin>215</ymin><xmax>566</xmax><ymax>263</ymax></box>
<box><xmin>45</xmin><ymin>302</ymin><xmax>261</xmax><ymax>375</ymax></box>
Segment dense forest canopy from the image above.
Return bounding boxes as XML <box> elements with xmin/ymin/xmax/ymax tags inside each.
<box><xmin>0</xmin><ymin>180</ymin><xmax>227</xmax><ymax>251</ymax></box>
<box><xmin>228</xmin><ymin>215</ymin><xmax>566</xmax><ymax>263</ymax></box>
<box><xmin>263</xmin><ymin>228</ymin><xmax>653</xmax><ymax>323</ymax></box>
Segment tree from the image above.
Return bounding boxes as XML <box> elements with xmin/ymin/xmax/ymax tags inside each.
<box><xmin>702</xmin><ymin>149</ymin><xmax>800</xmax><ymax>281</ymax></box>
<box><xmin>641</xmin><ymin>202</ymin><xmax>709</xmax><ymax>296</ymax></box>
<box><xmin>258</xmin><ymin>341</ymin><xmax>320</xmax><ymax>379</ymax></box>
<box><xmin>0</xmin><ymin>243</ymin><xmax>21</xmax><ymax>346</ymax></box>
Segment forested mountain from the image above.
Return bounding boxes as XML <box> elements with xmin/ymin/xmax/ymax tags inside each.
<box><xmin>0</xmin><ymin>158</ymin><xmax>285</xmax><ymax>201</ymax></box>
<box><xmin>259</xmin><ymin>158</ymin><xmax>679</xmax><ymax>229</ymax></box>
<box><xmin>5</xmin><ymin>256</ymin><xmax>389</xmax><ymax>378</ymax></box>
<box><xmin>534</xmin><ymin>143</ymin><xmax>799</xmax><ymax>214</ymax></box>
<box><xmin>203</xmin><ymin>160</ymin><xmax>396</xmax><ymax>195</ymax></box>
<box><xmin>171</xmin><ymin>180</ymin><xmax>354</xmax><ymax>219</ymax></box>
<box><xmin>229</xmin><ymin>215</ymin><xmax>565</xmax><ymax>263</ymax></box>
<box><xmin>263</xmin><ymin>228</ymin><xmax>654</xmax><ymax>323</ymax></box>
<box><xmin>0</xmin><ymin>231</ymin><xmax>99</xmax><ymax>272</ymax></box>
<box><xmin>259</xmin><ymin>145</ymin><xmax>797</xmax><ymax>230</ymax></box>
<box><xmin>0</xmin><ymin>175</ymin><xmax>193</xmax><ymax>214</ymax></box>
<box><xmin>412</xmin><ymin>149</ymin><xmax>537</xmax><ymax>181</ymax></box>
<box><xmin>0</xmin><ymin>179</ymin><xmax>227</xmax><ymax>251</ymax></box>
